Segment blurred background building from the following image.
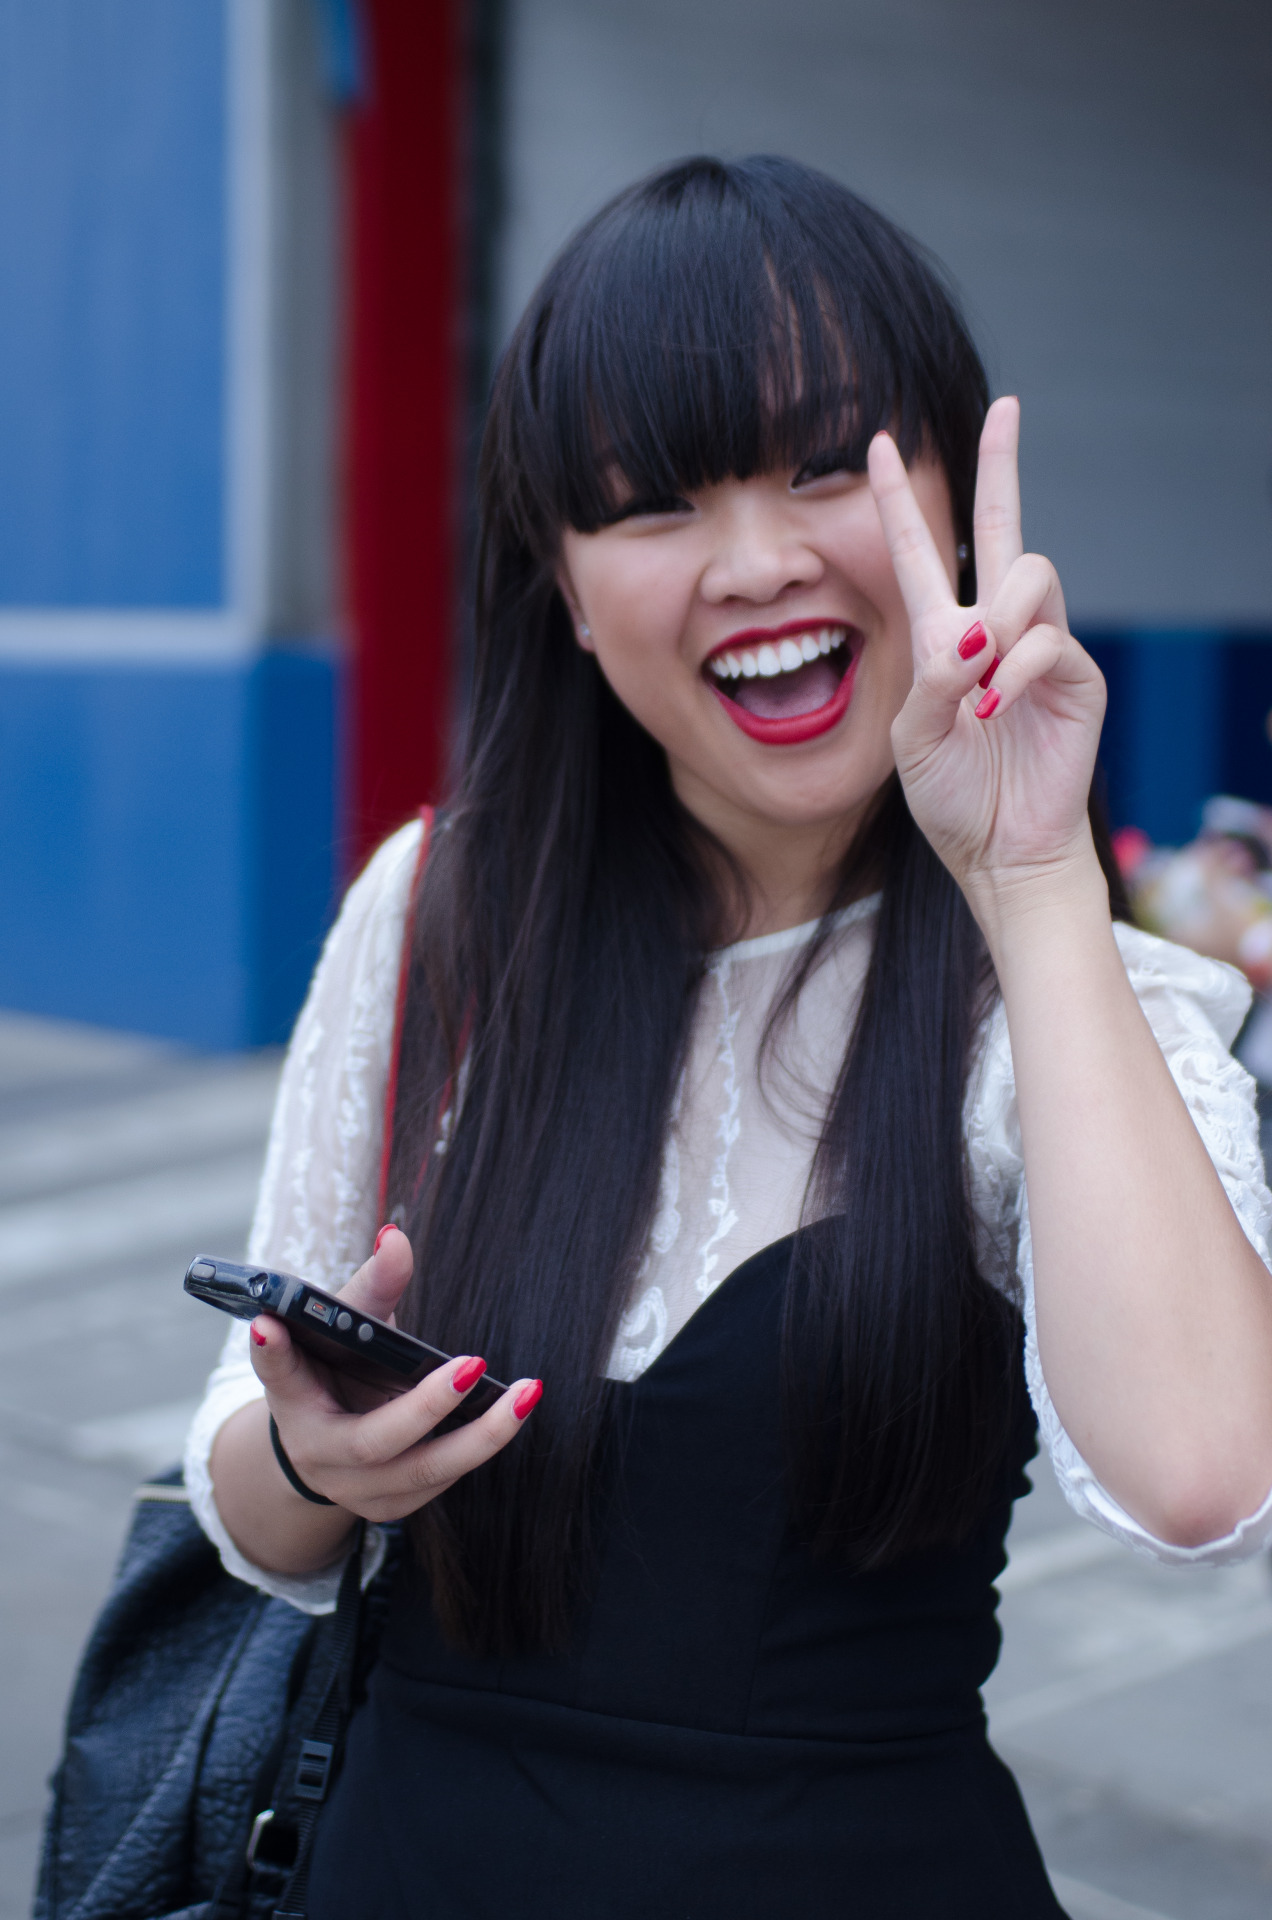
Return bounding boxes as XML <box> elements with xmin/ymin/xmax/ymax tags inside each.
<box><xmin>0</xmin><ymin>0</ymin><xmax>1269</xmax><ymax>1051</ymax></box>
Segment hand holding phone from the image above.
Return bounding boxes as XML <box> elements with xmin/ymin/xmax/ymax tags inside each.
<box><xmin>198</xmin><ymin>1225</ymin><xmax>543</xmax><ymax>1534</ymax></box>
<box><xmin>185</xmin><ymin>1249</ymin><xmax>508</xmax><ymax>1418</ymax></box>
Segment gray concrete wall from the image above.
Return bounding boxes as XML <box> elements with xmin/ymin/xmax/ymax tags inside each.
<box><xmin>497</xmin><ymin>0</ymin><xmax>1272</xmax><ymax>629</ymax></box>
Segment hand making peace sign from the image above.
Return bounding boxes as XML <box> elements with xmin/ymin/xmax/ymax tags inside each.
<box><xmin>867</xmin><ymin>397</ymin><xmax>1108</xmax><ymax>903</ymax></box>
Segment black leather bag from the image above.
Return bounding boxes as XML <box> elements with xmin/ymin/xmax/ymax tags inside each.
<box><xmin>34</xmin><ymin>1469</ymin><xmax>386</xmax><ymax>1920</ymax></box>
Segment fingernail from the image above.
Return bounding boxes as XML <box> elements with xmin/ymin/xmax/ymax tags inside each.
<box><xmin>374</xmin><ymin>1223</ymin><xmax>398</xmax><ymax>1253</ymax></box>
<box><xmin>452</xmin><ymin>1356</ymin><xmax>487</xmax><ymax>1395</ymax></box>
<box><xmin>978</xmin><ymin>658</ymin><xmax>999</xmax><ymax>691</ymax></box>
<box><xmin>513</xmin><ymin>1380</ymin><xmax>543</xmax><ymax>1420</ymax></box>
<box><xmin>250</xmin><ymin>1322</ymin><xmax>267</xmax><ymax>1348</ymax></box>
<box><xmin>974</xmin><ymin>688</ymin><xmax>1000</xmax><ymax>720</ymax></box>
<box><xmin>957</xmin><ymin>621</ymin><xmax>987</xmax><ymax>660</ymax></box>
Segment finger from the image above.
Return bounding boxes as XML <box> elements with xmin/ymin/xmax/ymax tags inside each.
<box><xmin>336</xmin><ymin>1222</ymin><xmax>414</xmax><ymax>1323</ymax></box>
<box><xmin>335</xmin><ymin>1352</ymin><xmax>501</xmax><ymax>1468</ymax></box>
<box><xmin>378</xmin><ymin>1377</ymin><xmax>544</xmax><ymax>1504</ymax></box>
<box><xmin>867</xmin><ymin>431</ymin><xmax>958</xmax><ymax>631</ymax></box>
<box><xmin>891</xmin><ymin>616</ymin><xmax>1002</xmax><ymax>764</ymax></box>
<box><xmin>983</xmin><ymin>552</ymin><xmax>1068</xmax><ymax>661</ymax></box>
<box><xmin>971</xmin><ymin>397</ymin><xmax>1022</xmax><ymax>603</ymax></box>
<box><xmin>272</xmin><ymin>1350</ymin><xmax>500</xmax><ymax>1506</ymax></box>
<box><xmin>969</xmin><ymin>623</ymin><xmax>1076</xmax><ymax>723</ymax></box>
<box><xmin>248</xmin><ymin>1313</ymin><xmax>345</xmax><ymax>1417</ymax></box>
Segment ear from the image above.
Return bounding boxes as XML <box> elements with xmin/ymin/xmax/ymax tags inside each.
<box><xmin>555</xmin><ymin>568</ymin><xmax>595</xmax><ymax>654</ymax></box>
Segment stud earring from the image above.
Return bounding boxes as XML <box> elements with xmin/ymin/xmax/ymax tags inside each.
<box><xmin>579</xmin><ymin>623</ymin><xmax>592</xmax><ymax>639</ymax></box>
<box><xmin>956</xmin><ymin>543</ymin><xmax>969</xmax><ymax>564</ymax></box>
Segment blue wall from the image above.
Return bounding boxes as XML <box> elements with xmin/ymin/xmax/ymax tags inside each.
<box><xmin>0</xmin><ymin>1</ymin><xmax>342</xmax><ymax>1049</ymax></box>
<box><xmin>0</xmin><ymin>0</ymin><xmax>227</xmax><ymax>605</ymax></box>
<box><xmin>0</xmin><ymin>652</ymin><xmax>339</xmax><ymax>1049</ymax></box>
<box><xmin>1087</xmin><ymin>634</ymin><xmax>1272</xmax><ymax>846</ymax></box>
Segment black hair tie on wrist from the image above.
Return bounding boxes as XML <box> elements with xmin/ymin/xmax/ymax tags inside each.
<box><xmin>269</xmin><ymin>1414</ymin><xmax>336</xmax><ymax>1506</ymax></box>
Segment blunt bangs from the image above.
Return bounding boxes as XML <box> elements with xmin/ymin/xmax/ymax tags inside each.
<box><xmin>500</xmin><ymin>155</ymin><xmax>988</xmax><ymax>547</ymax></box>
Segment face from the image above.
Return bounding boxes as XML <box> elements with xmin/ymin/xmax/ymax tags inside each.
<box><xmin>558</xmin><ymin>457</ymin><xmax>959</xmax><ymax>867</ymax></box>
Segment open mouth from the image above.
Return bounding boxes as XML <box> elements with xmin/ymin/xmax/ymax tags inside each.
<box><xmin>704</xmin><ymin>624</ymin><xmax>858</xmax><ymax>745</ymax></box>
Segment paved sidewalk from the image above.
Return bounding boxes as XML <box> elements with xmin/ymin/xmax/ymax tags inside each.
<box><xmin>1</xmin><ymin>1010</ymin><xmax>1270</xmax><ymax>1917</ymax></box>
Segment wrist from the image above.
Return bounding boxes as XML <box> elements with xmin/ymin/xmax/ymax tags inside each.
<box><xmin>959</xmin><ymin>841</ymin><xmax>1113</xmax><ymax>965</ymax></box>
<box><xmin>269</xmin><ymin>1413</ymin><xmax>337</xmax><ymax>1505</ymax></box>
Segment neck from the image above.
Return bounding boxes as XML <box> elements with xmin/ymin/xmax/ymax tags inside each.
<box><xmin>673</xmin><ymin>774</ymin><xmax>870</xmax><ymax>941</ymax></box>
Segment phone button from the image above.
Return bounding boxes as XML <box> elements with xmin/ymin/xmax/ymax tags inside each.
<box><xmin>336</xmin><ymin>1311</ymin><xmax>353</xmax><ymax>1331</ymax></box>
<box><xmin>357</xmin><ymin>1323</ymin><xmax>374</xmax><ymax>1342</ymax></box>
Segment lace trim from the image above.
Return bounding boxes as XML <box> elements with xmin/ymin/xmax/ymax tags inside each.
<box><xmin>712</xmin><ymin>894</ymin><xmax>880</xmax><ymax>964</ymax></box>
<box><xmin>694</xmin><ymin>955</ymin><xmax>743</xmax><ymax>1298</ymax></box>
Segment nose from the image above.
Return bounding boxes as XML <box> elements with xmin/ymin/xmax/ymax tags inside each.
<box><xmin>699</xmin><ymin>499</ymin><xmax>823</xmax><ymax>606</ymax></box>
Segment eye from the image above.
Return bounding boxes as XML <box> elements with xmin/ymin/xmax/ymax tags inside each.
<box><xmin>791</xmin><ymin>454</ymin><xmax>863</xmax><ymax>491</ymax></box>
<box><xmin>602</xmin><ymin>494</ymin><xmax>694</xmax><ymax>525</ymax></box>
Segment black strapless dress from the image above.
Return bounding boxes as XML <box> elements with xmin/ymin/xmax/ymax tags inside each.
<box><xmin>309</xmin><ymin>1237</ymin><xmax>1067</xmax><ymax>1917</ymax></box>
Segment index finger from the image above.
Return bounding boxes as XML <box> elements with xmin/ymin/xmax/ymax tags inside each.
<box><xmin>972</xmin><ymin>396</ymin><xmax>1022</xmax><ymax>602</ymax></box>
<box><xmin>866</xmin><ymin>431</ymin><xmax>957</xmax><ymax>631</ymax></box>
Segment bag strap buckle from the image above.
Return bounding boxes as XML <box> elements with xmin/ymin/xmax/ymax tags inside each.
<box><xmin>294</xmin><ymin>1737</ymin><xmax>335</xmax><ymax>1802</ymax></box>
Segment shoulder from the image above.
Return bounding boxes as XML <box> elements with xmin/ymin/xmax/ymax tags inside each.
<box><xmin>296</xmin><ymin>816</ymin><xmax>428</xmax><ymax>1031</ymax></box>
<box><xmin>339</xmin><ymin>815</ymin><xmax>428</xmax><ymax>937</ymax></box>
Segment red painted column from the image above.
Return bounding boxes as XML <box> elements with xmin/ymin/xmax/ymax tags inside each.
<box><xmin>345</xmin><ymin>0</ymin><xmax>466</xmax><ymax>867</ymax></box>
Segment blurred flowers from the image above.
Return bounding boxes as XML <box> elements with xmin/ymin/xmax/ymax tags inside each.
<box><xmin>1115</xmin><ymin>798</ymin><xmax>1272</xmax><ymax>1083</ymax></box>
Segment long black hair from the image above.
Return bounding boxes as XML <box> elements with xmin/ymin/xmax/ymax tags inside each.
<box><xmin>385</xmin><ymin>155</ymin><xmax>1125</xmax><ymax>1653</ymax></box>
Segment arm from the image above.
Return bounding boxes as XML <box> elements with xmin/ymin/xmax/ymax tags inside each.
<box><xmin>975</xmin><ymin>857</ymin><xmax>1272</xmax><ymax>1543</ymax></box>
<box><xmin>186</xmin><ymin>820</ymin><xmax>540</xmax><ymax>1591</ymax></box>
<box><xmin>870</xmin><ymin>402</ymin><xmax>1272</xmax><ymax>1547</ymax></box>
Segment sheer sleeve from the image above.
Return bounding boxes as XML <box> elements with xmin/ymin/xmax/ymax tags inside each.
<box><xmin>965</xmin><ymin>920</ymin><xmax>1272</xmax><ymax>1566</ymax></box>
<box><xmin>183</xmin><ymin>818</ymin><xmax>425</xmax><ymax>1611</ymax></box>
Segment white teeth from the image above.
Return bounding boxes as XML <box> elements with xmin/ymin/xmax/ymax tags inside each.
<box><xmin>709</xmin><ymin>629</ymin><xmax>848</xmax><ymax>684</ymax></box>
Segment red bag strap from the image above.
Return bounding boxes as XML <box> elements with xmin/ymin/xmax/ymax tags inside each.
<box><xmin>376</xmin><ymin>805</ymin><xmax>435</xmax><ymax>1221</ymax></box>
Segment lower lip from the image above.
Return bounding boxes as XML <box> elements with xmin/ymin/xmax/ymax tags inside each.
<box><xmin>708</xmin><ymin>652</ymin><xmax>858</xmax><ymax>746</ymax></box>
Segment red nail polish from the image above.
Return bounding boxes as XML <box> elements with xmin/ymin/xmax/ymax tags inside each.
<box><xmin>974</xmin><ymin>688</ymin><xmax>1000</xmax><ymax>720</ymax></box>
<box><xmin>957</xmin><ymin>621</ymin><xmax>987</xmax><ymax>660</ymax></box>
<box><xmin>374</xmin><ymin>1223</ymin><xmax>398</xmax><ymax>1253</ymax></box>
<box><xmin>250</xmin><ymin>1323</ymin><xmax>267</xmax><ymax>1347</ymax></box>
<box><xmin>978</xmin><ymin>658</ymin><xmax>999</xmax><ymax>690</ymax></box>
<box><xmin>513</xmin><ymin>1380</ymin><xmax>543</xmax><ymax>1420</ymax></box>
<box><xmin>452</xmin><ymin>1356</ymin><xmax>487</xmax><ymax>1395</ymax></box>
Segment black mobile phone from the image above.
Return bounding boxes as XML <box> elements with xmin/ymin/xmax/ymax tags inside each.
<box><xmin>183</xmin><ymin>1254</ymin><xmax>507</xmax><ymax>1419</ymax></box>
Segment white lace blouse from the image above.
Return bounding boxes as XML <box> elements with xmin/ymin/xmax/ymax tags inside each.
<box><xmin>185</xmin><ymin>819</ymin><xmax>1272</xmax><ymax>1611</ymax></box>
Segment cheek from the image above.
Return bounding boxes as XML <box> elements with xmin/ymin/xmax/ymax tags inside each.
<box><xmin>839</xmin><ymin>519</ymin><xmax>906</xmax><ymax>615</ymax></box>
<box><xmin>577</xmin><ymin>564</ymin><xmax>694</xmax><ymax>711</ymax></box>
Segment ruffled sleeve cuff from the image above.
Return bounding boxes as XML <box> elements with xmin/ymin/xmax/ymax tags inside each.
<box><xmin>1030</xmin><ymin>1326</ymin><xmax>1272</xmax><ymax>1566</ymax></box>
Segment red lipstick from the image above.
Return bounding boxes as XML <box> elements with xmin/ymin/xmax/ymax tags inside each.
<box><xmin>706</xmin><ymin>623</ymin><xmax>859</xmax><ymax>746</ymax></box>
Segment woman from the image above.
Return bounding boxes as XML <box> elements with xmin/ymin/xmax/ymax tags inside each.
<box><xmin>187</xmin><ymin>156</ymin><xmax>1272</xmax><ymax>1916</ymax></box>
